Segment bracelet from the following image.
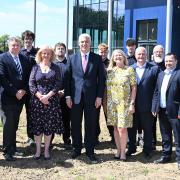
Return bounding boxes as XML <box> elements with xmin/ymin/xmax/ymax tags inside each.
<box><xmin>130</xmin><ymin>102</ymin><xmax>135</xmax><ymax>105</ymax></box>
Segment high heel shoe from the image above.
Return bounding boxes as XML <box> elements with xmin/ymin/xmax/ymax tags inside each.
<box><xmin>33</xmin><ymin>155</ymin><xmax>41</xmax><ymax>160</ymax></box>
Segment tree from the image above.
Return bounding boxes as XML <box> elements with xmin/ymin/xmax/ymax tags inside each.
<box><xmin>0</xmin><ymin>34</ymin><xmax>9</xmax><ymax>52</ymax></box>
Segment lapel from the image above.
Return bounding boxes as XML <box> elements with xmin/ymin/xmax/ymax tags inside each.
<box><xmin>76</xmin><ymin>52</ymin><xmax>84</xmax><ymax>74</ymax></box>
<box><xmin>7</xmin><ymin>52</ymin><xmax>18</xmax><ymax>71</ymax></box>
<box><xmin>159</xmin><ymin>72</ymin><xmax>165</xmax><ymax>89</ymax></box>
<box><xmin>139</xmin><ymin>62</ymin><xmax>149</xmax><ymax>84</ymax></box>
<box><xmin>167</xmin><ymin>69</ymin><xmax>177</xmax><ymax>90</ymax></box>
<box><xmin>84</xmin><ymin>52</ymin><xmax>92</xmax><ymax>75</ymax></box>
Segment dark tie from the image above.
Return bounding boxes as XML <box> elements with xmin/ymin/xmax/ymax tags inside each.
<box><xmin>14</xmin><ymin>56</ymin><xmax>22</xmax><ymax>77</ymax></box>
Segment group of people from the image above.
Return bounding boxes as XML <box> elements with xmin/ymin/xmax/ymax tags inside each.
<box><xmin>0</xmin><ymin>32</ymin><xmax>180</xmax><ymax>170</ymax></box>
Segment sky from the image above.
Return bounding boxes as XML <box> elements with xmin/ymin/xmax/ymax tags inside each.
<box><xmin>0</xmin><ymin>0</ymin><xmax>73</xmax><ymax>48</ymax></box>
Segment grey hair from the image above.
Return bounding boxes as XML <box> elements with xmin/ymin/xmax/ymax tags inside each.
<box><xmin>7</xmin><ymin>37</ymin><xmax>22</xmax><ymax>45</ymax></box>
<box><xmin>78</xmin><ymin>33</ymin><xmax>91</xmax><ymax>43</ymax></box>
<box><xmin>153</xmin><ymin>45</ymin><xmax>164</xmax><ymax>53</ymax></box>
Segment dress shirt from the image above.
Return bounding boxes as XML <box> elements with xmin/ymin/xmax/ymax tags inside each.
<box><xmin>81</xmin><ymin>52</ymin><xmax>90</xmax><ymax>61</ymax></box>
<box><xmin>135</xmin><ymin>62</ymin><xmax>146</xmax><ymax>84</ymax></box>
<box><xmin>10</xmin><ymin>53</ymin><xmax>23</xmax><ymax>73</ymax></box>
<box><xmin>160</xmin><ymin>69</ymin><xmax>174</xmax><ymax>108</ymax></box>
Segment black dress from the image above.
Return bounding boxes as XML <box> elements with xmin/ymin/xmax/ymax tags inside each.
<box><xmin>29</xmin><ymin>63</ymin><xmax>64</xmax><ymax>136</ymax></box>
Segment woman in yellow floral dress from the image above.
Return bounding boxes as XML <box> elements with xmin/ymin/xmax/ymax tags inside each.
<box><xmin>107</xmin><ymin>49</ymin><xmax>137</xmax><ymax>161</ymax></box>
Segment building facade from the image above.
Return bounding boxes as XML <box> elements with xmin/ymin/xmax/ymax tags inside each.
<box><xmin>73</xmin><ymin>0</ymin><xmax>125</xmax><ymax>52</ymax></box>
<box><xmin>72</xmin><ymin>0</ymin><xmax>180</xmax><ymax>67</ymax></box>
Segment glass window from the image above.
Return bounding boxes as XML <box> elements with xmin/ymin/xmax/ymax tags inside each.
<box><xmin>137</xmin><ymin>19</ymin><xmax>157</xmax><ymax>60</ymax></box>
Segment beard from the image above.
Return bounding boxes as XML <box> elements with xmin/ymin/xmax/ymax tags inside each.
<box><xmin>154</xmin><ymin>56</ymin><xmax>163</xmax><ymax>63</ymax></box>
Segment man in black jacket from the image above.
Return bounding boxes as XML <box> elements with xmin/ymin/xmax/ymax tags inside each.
<box><xmin>152</xmin><ymin>53</ymin><xmax>180</xmax><ymax>170</ymax></box>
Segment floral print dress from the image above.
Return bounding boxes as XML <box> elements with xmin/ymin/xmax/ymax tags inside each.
<box><xmin>107</xmin><ymin>66</ymin><xmax>136</xmax><ymax>128</ymax></box>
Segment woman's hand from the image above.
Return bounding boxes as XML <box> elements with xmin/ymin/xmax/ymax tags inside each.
<box><xmin>129</xmin><ymin>104</ymin><xmax>135</xmax><ymax>114</ymax></box>
<box><xmin>40</xmin><ymin>94</ymin><xmax>50</xmax><ymax>105</ymax></box>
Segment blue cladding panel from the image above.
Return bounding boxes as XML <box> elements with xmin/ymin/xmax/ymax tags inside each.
<box><xmin>124</xmin><ymin>6</ymin><xmax>167</xmax><ymax>50</ymax></box>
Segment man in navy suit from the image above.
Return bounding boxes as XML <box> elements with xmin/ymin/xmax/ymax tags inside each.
<box><xmin>65</xmin><ymin>33</ymin><xmax>105</xmax><ymax>163</ymax></box>
<box><xmin>152</xmin><ymin>53</ymin><xmax>180</xmax><ymax>170</ymax></box>
<box><xmin>0</xmin><ymin>37</ymin><xmax>30</xmax><ymax>161</ymax></box>
<box><xmin>126</xmin><ymin>47</ymin><xmax>159</xmax><ymax>159</ymax></box>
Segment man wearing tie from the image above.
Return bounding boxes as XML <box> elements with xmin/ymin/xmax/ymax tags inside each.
<box><xmin>65</xmin><ymin>33</ymin><xmax>105</xmax><ymax>163</ymax></box>
<box><xmin>0</xmin><ymin>37</ymin><xmax>30</xmax><ymax>161</ymax></box>
<box><xmin>152</xmin><ymin>53</ymin><xmax>180</xmax><ymax>170</ymax></box>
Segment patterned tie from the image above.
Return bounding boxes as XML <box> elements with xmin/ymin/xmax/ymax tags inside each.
<box><xmin>14</xmin><ymin>56</ymin><xmax>22</xmax><ymax>77</ymax></box>
<box><xmin>82</xmin><ymin>54</ymin><xmax>88</xmax><ymax>73</ymax></box>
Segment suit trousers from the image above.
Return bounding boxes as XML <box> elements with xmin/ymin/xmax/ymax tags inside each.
<box><xmin>2</xmin><ymin>104</ymin><xmax>23</xmax><ymax>155</ymax></box>
<box><xmin>159</xmin><ymin>108</ymin><xmax>180</xmax><ymax>163</ymax></box>
<box><xmin>128</xmin><ymin>111</ymin><xmax>154</xmax><ymax>154</ymax></box>
<box><xmin>71</xmin><ymin>94</ymin><xmax>97</xmax><ymax>155</ymax></box>
<box><xmin>25</xmin><ymin>94</ymin><xmax>34</xmax><ymax>140</ymax></box>
<box><xmin>60</xmin><ymin>97</ymin><xmax>71</xmax><ymax>143</ymax></box>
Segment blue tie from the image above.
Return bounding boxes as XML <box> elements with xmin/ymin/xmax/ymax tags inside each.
<box><xmin>14</xmin><ymin>56</ymin><xmax>22</xmax><ymax>77</ymax></box>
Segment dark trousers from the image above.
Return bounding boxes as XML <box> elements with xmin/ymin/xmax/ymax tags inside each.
<box><xmin>25</xmin><ymin>94</ymin><xmax>34</xmax><ymax>140</ymax></box>
<box><xmin>60</xmin><ymin>98</ymin><xmax>71</xmax><ymax>143</ymax></box>
<box><xmin>96</xmin><ymin>106</ymin><xmax>114</xmax><ymax>140</ymax></box>
<box><xmin>2</xmin><ymin>104</ymin><xmax>23</xmax><ymax>155</ymax></box>
<box><xmin>128</xmin><ymin>111</ymin><xmax>154</xmax><ymax>154</ymax></box>
<box><xmin>159</xmin><ymin>108</ymin><xmax>180</xmax><ymax>163</ymax></box>
<box><xmin>152</xmin><ymin>116</ymin><xmax>157</xmax><ymax>146</ymax></box>
<box><xmin>71</xmin><ymin>96</ymin><xmax>97</xmax><ymax>155</ymax></box>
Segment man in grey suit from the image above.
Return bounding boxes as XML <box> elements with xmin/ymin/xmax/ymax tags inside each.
<box><xmin>65</xmin><ymin>33</ymin><xmax>105</xmax><ymax>163</ymax></box>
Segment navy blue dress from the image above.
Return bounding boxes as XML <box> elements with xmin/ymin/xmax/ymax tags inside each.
<box><xmin>29</xmin><ymin>63</ymin><xmax>64</xmax><ymax>136</ymax></box>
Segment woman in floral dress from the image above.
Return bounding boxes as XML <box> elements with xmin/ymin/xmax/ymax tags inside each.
<box><xmin>107</xmin><ymin>49</ymin><xmax>136</xmax><ymax>161</ymax></box>
<box><xmin>29</xmin><ymin>45</ymin><xmax>64</xmax><ymax>160</ymax></box>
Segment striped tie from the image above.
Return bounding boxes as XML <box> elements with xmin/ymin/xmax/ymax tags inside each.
<box><xmin>14</xmin><ymin>56</ymin><xmax>22</xmax><ymax>77</ymax></box>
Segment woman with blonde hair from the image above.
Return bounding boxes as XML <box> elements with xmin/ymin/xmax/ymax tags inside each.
<box><xmin>29</xmin><ymin>45</ymin><xmax>64</xmax><ymax>160</ymax></box>
<box><xmin>107</xmin><ymin>49</ymin><xmax>137</xmax><ymax>161</ymax></box>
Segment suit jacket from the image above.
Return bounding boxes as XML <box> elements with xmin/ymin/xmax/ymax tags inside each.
<box><xmin>65</xmin><ymin>51</ymin><xmax>106</xmax><ymax>105</ymax></box>
<box><xmin>152</xmin><ymin>69</ymin><xmax>180</xmax><ymax>119</ymax></box>
<box><xmin>0</xmin><ymin>52</ymin><xmax>31</xmax><ymax>105</ymax></box>
<box><xmin>132</xmin><ymin>62</ymin><xmax>159</xmax><ymax>112</ymax></box>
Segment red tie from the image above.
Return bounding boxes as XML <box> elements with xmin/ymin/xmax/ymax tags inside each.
<box><xmin>82</xmin><ymin>54</ymin><xmax>87</xmax><ymax>72</ymax></box>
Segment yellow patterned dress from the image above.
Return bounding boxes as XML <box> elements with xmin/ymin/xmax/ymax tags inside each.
<box><xmin>107</xmin><ymin>66</ymin><xmax>136</xmax><ymax>128</ymax></box>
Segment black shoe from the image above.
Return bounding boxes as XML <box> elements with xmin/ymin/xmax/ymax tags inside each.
<box><xmin>152</xmin><ymin>145</ymin><xmax>156</xmax><ymax>151</ymax></box>
<box><xmin>144</xmin><ymin>153</ymin><xmax>152</xmax><ymax>160</ymax></box>
<box><xmin>63</xmin><ymin>142</ymin><xmax>72</xmax><ymax>150</ymax></box>
<box><xmin>71</xmin><ymin>151</ymin><xmax>81</xmax><ymax>159</ymax></box>
<box><xmin>87</xmin><ymin>155</ymin><xmax>98</xmax><ymax>164</ymax></box>
<box><xmin>4</xmin><ymin>154</ymin><xmax>15</xmax><ymax>161</ymax></box>
<box><xmin>154</xmin><ymin>157</ymin><xmax>171</xmax><ymax>164</ymax></box>
<box><xmin>126</xmin><ymin>150</ymin><xmax>136</xmax><ymax>156</ymax></box>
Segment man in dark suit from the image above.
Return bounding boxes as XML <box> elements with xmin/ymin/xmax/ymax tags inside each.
<box><xmin>0</xmin><ymin>37</ymin><xmax>30</xmax><ymax>161</ymax></box>
<box><xmin>152</xmin><ymin>53</ymin><xmax>180</xmax><ymax>170</ymax></box>
<box><xmin>150</xmin><ymin>45</ymin><xmax>166</xmax><ymax>150</ymax></box>
<box><xmin>65</xmin><ymin>33</ymin><xmax>105</xmax><ymax>163</ymax></box>
<box><xmin>126</xmin><ymin>47</ymin><xmax>159</xmax><ymax>159</ymax></box>
<box><xmin>20</xmin><ymin>30</ymin><xmax>37</xmax><ymax>146</ymax></box>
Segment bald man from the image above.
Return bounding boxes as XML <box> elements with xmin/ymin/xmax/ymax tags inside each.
<box><xmin>126</xmin><ymin>47</ymin><xmax>159</xmax><ymax>159</ymax></box>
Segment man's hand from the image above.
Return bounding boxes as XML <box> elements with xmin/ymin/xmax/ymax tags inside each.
<box><xmin>66</xmin><ymin>97</ymin><xmax>72</xmax><ymax>109</ymax></box>
<box><xmin>95</xmin><ymin>97</ymin><xmax>102</xmax><ymax>109</ymax></box>
<box><xmin>16</xmin><ymin>89</ymin><xmax>26</xmax><ymax>100</ymax></box>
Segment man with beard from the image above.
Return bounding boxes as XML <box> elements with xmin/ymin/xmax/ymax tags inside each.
<box><xmin>151</xmin><ymin>45</ymin><xmax>166</xmax><ymax>150</ymax></box>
